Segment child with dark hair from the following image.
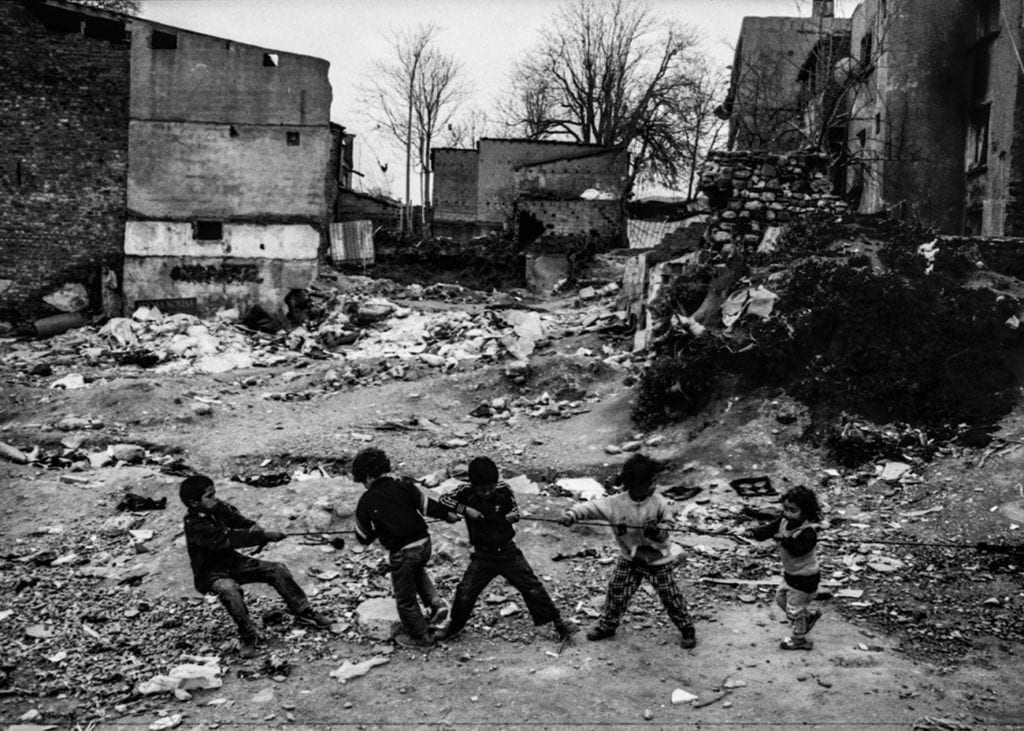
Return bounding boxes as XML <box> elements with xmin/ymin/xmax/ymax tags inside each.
<box><xmin>746</xmin><ymin>485</ymin><xmax>823</xmax><ymax>651</ymax></box>
<box><xmin>352</xmin><ymin>447</ymin><xmax>456</xmax><ymax>648</ymax></box>
<box><xmin>437</xmin><ymin>456</ymin><xmax>574</xmax><ymax>642</ymax></box>
<box><xmin>180</xmin><ymin>474</ymin><xmax>331</xmax><ymax>658</ymax></box>
<box><xmin>559</xmin><ymin>453</ymin><xmax>697</xmax><ymax>649</ymax></box>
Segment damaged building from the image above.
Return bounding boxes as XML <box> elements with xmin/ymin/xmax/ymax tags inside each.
<box><xmin>723</xmin><ymin>0</ymin><xmax>1024</xmax><ymax>236</ymax></box>
<box><xmin>1</xmin><ymin>0</ymin><xmax>334</xmax><ymax>324</ymax></box>
<box><xmin>432</xmin><ymin>138</ymin><xmax>629</xmax><ymax>291</ymax></box>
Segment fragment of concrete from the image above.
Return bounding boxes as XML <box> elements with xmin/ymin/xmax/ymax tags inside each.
<box><xmin>505</xmin><ymin>474</ymin><xmax>540</xmax><ymax>495</ymax></box>
<box><xmin>556</xmin><ymin>477</ymin><xmax>606</xmax><ymax>501</ymax></box>
<box><xmin>355</xmin><ymin>597</ymin><xmax>401</xmax><ymax>640</ymax></box>
<box><xmin>0</xmin><ymin>279</ymin><xmax>11</xmax><ymax>295</ymax></box>
<box><xmin>137</xmin><ymin>657</ymin><xmax>223</xmax><ymax>695</ymax></box>
<box><xmin>110</xmin><ymin>444</ymin><xmax>146</xmax><ymax>464</ymax></box>
<box><xmin>879</xmin><ymin>461</ymin><xmax>912</xmax><ymax>482</ymax></box>
<box><xmin>42</xmin><ymin>283</ymin><xmax>89</xmax><ymax>313</ymax></box>
<box><xmin>0</xmin><ymin>441</ymin><xmax>29</xmax><ymax>464</ymax></box>
<box><xmin>329</xmin><ymin>655</ymin><xmax>390</xmax><ymax>683</ymax></box>
<box><xmin>671</xmin><ymin>688</ymin><xmax>698</xmax><ymax>704</ymax></box>
<box><xmin>499</xmin><ymin>310</ymin><xmax>545</xmax><ymax>360</ymax></box>
<box><xmin>50</xmin><ymin>374</ymin><xmax>86</xmax><ymax>390</ymax></box>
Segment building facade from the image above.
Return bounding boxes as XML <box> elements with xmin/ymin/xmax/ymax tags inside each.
<box><xmin>1</xmin><ymin>0</ymin><xmax>333</xmax><ymax>322</ymax></box>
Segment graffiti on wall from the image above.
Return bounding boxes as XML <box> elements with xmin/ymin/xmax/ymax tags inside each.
<box><xmin>170</xmin><ymin>263</ymin><xmax>263</xmax><ymax>284</ymax></box>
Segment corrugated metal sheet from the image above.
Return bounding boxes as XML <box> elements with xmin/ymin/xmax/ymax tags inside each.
<box><xmin>329</xmin><ymin>221</ymin><xmax>375</xmax><ymax>263</ymax></box>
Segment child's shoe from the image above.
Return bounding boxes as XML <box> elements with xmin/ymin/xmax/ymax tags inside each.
<box><xmin>553</xmin><ymin>620</ymin><xmax>578</xmax><ymax>642</ymax></box>
<box><xmin>779</xmin><ymin>636</ymin><xmax>813</xmax><ymax>651</ymax></box>
<box><xmin>428</xmin><ymin>600</ymin><xmax>450</xmax><ymax>629</ymax></box>
<box><xmin>586</xmin><ymin>626</ymin><xmax>616</xmax><ymax>641</ymax></box>
<box><xmin>395</xmin><ymin>631</ymin><xmax>436</xmax><ymax>649</ymax></box>
<box><xmin>295</xmin><ymin>609</ymin><xmax>332</xmax><ymax>630</ymax></box>
<box><xmin>679</xmin><ymin>626</ymin><xmax>697</xmax><ymax>649</ymax></box>
<box><xmin>238</xmin><ymin>636</ymin><xmax>262</xmax><ymax>658</ymax></box>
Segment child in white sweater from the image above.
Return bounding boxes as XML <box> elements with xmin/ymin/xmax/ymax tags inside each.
<box><xmin>560</xmin><ymin>454</ymin><xmax>696</xmax><ymax>648</ymax></box>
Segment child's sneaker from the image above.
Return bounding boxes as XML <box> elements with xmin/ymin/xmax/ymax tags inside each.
<box><xmin>428</xmin><ymin>600</ymin><xmax>450</xmax><ymax>629</ymax></box>
<box><xmin>586</xmin><ymin>626</ymin><xmax>616</xmax><ymax>641</ymax></box>
<box><xmin>238</xmin><ymin>637</ymin><xmax>262</xmax><ymax>658</ymax></box>
<box><xmin>779</xmin><ymin>636</ymin><xmax>813</xmax><ymax>651</ymax></box>
<box><xmin>679</xmin><ymin>626</ymin><xmax>697</xmax><ymax>649</ymax></box>
<box><xmin>295</xmin><ymin>610</ymin><xmax>332</xmax><ymax>630</ymax></box>
<box><xmin>395</xmin><ymin>631</ymin><xmax>436</xmax><ymax>649</ymax></box>
<box><xmin>553</xmin><ymin>620</ymin><xmax>578</xmax><ymax>642</ymax></box>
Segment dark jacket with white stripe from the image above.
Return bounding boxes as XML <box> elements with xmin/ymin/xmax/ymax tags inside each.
<box><xmin>355</xmin><ymin>475</ymin><xmax>450</xmax><ymax>551</ymax></box>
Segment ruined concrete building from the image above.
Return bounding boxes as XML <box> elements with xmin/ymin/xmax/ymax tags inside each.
<box><xmin>1</xmin><ymin>0</ymin><xmax>333</xmax><ymax>322</ymax></box>
<box><xmin>432</xmin><ymin>138</ymin><xmax>628</xmax><ymax>244</ymax></box>
<box><xmin>723</xmin><ymin>0</ymin><xmax>1024</xmax><ymax>236</ymax></box>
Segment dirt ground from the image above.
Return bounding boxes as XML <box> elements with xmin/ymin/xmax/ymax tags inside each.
<box><xmin>2</xmin><ymin>283</ymin><xmax>1024</xmax><ymax>730</ymax></box>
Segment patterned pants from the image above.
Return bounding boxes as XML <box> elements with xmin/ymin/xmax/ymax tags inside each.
<box><xmin>208</xmin><ymin>557</ymin><xmax>311</xmax><ymax>642</ymax></box>
<box><xmin>597</xmin><ymin>557</ymin><xmax>693</xmax><ymax>632</ymax></box>
<box><xmin>775</xmin><ymin>580</ymin><xmax>815</xmax><ymax>638</ymax></box>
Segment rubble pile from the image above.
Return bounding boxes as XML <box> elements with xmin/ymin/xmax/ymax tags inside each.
<box><xmin>634</xmin><ymin>213</ymin><xmax>1024</xmax><ymax>465</ymax></box>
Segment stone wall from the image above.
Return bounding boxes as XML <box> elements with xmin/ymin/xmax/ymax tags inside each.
<box><xmin>698</xmin><ymin>150</ymin><xmax>850</xmax><ymax>251</ymax></box>
<box><xmin>0</xmin><ymin>2</ymin><xmax>130</xmax><ymax>322</ymax></box>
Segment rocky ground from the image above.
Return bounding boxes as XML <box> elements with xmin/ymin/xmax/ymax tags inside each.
<box><xmin>1</xmin><ymin>267</ymin><xmax>1023</xmax><ymax>730</ymax></box>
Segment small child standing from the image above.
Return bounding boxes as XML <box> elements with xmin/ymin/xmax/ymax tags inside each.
<box><xmin>353</xmin><ymin>447</ymin><xmax>455</xmax><ymax>648</ymax></box>
<box><xmin>180</xmin><ymin>475</ymin><xmax>331</xmax><ymax>658</ymax></box>
<box><xmin>746</xmin><ymin>485</ymin><xmax>823</xmax><ymax>651</ymax></box>
<box><xmin>559</xmin><ymin>453</ymin><xmax>697</xmax><ymax>649</ymax></box>
<box><xmin>437</xmin><ymin>456</ymin><xmax>574</xmax><ymax>642</ymax></box>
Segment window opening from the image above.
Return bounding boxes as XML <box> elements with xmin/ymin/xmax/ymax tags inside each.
<box><xmin>286</xmin><ymin>131</ymin><xmax>300</xmax><ymax>146</ymax></box>
<box><xmin>194</xmin><ymin>221</ymin><xmax>223</xmax><ymax>240</ymax></box>
<box><xmin>229</xmin><ymin>125</ymin><xmax>239</xmax><ymax>138</ymax></box>
<box><xmin>874</xmin><ymin>113</ymin><xmax>881</xmax><ymax>134</ymax></box>
<box><xmin>150</xmin><ymin>30</ymin><xmax>177</xmax><ymax>49</ymax></box>
<box><xmin>967</xmin><ymin>104</ymin><xmax>991</xmax><ymax>170</ymax></box>
<box><xmin>263</xmin><ymin>53</ymin><xmax>279</xmax><ymax>67</ymax></box>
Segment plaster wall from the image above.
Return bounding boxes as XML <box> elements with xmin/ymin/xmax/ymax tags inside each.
<box><xmin>477</xmin><ymin>139</ymin><xmax>609</xmax><ymax>224</ymax></box>
<box><xmin>729</xmin><ymin>15</ymin><xmax>850</xmax><ymax>150</ymax></box>
<box><xmin>128</xmin><ymin>120</ymin><xmax>330</xmax><ymax>220</ymax></box>
<box><xmin>130</xmin><ymin>23</ymin><xmax>330</xmax><ymax>125</ymax></box>
<box><xmin>124</xmin><ymin>221</ymin><xmax>319</xmax><ymax>259</ymax></box>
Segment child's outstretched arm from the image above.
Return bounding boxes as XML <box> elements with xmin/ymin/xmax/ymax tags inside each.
<box><xmin>439</xmin><ymin>484</ymin><xmax>484</xmax><ymax>520</ymax></box>
<box><xmin>746</xmin><ymin>516</ymin><xmax>784</xmax><ymax>541</ymax></box>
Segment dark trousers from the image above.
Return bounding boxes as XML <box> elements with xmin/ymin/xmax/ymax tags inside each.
<box><xmin>597</xmin><ymin>557</ymin><xmax>693</xmax><ymax>633</ymax></box>
<box><xmin>448</xmin><ymin>544</ymin><xmax>561</xmax><ymax>635</ymax></box>
<box><xmin>208</xmin><ymin>557</ymin><xmax>311</xmax><ymax>642</ymax></box>
<box><xmin>389</xmin><ymin>539</ymin><xmax>440</xmax><ymax>638</ymax></box>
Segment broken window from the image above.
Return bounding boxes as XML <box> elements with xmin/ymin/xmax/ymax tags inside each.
<box><xmin>150</xmin><ymin>30</ymin><xmax>177</xmax><ymax>49</ymax></box>
<box><xmin>967</xmin><ymin>104</ymin><xmax>990</xmax><ymax>170</ymax></box>
<box><xmin>263</xmin><ymin>53</ymin><xmax>279</xmax><ymax>67</ymax></box>
<box><xmin>859</xmin><ymin>31</ymin><xmax>873</xmax><ymax>68</ymax></box>
<box><xmin>286</xmin><ymin>131</ymin><xmax>300</xmax><ymax>146</ymax></box>
<box><xmin>193</xmin><ymin>221</ymin><xmax>223</xmax><ymax>241</ymax></box>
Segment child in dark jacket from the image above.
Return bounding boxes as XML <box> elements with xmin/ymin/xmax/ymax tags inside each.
<box><xmin>437</xmin><ymin>456</ymin><xmax>574</xmax><ymax>642</ymax></box>
<box><xmin>746</xmin><ymin>485</ymin><xmax>823</xmax><ymax>651</ymax></box>
<box><xmin>180</xmin><ymin>474</ymin><xmax>331</xmax><ymax>658</ymax></box>
<box><xmin>560</xmin><ymin>453</ymin><xmax>696</xmax><ymax>649</ymax></box>
<box><xmin>353</xmin><ymin>447</ymin><xmax>455</xmax><ymax>648</ymax></box>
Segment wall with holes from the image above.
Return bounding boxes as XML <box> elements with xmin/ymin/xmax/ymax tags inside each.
<box><xmin>0</xmin><ymin>1</ymin><xmax>129</xmax><ymax>323</ymax></box>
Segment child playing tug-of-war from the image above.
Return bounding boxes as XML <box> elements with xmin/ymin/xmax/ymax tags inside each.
<box><xmin>560</xmin><ymin>453</ymin><xmax>697</xmax><ymax>649</ymax></box>
<box><xmin>745</xmin><ymin>485</ymin><xmax>824</xmax><ymax>651</ymax></box>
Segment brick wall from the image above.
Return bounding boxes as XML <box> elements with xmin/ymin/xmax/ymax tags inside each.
<box><xmin>432</xmin><ymin>148</ymin><xmax>478</xmax><ymax>222</ymax></box>
<box><xmin>0</xmin><ymin>2</ymin><xmax>130</xmax><ymax>323</ymax></box>
<box><xmin>698</xmin><ymin>150</ymin><xmax>849</xmax><ymax>252</ymax></box>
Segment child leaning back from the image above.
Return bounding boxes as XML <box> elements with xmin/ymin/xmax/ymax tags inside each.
<box><xmin>745</xmin><ymin>485</ymin><xmax>824</xmax><ymax>650</ymax></box>
<box><xmin>560</xmin><ymin>453</ymin><xmax>697</xmax><ymax>649</ymax></box>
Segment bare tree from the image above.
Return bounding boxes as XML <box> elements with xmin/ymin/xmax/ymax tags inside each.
<box><xmin>439</xmin><ymin>107</ymin><xmax>494</xmax><ymax>148</ymax></box>
<box><xmin>498</xmin><ymin>0</ymin><xmax>704</xmax><ymax>193</ymax></box>
<box><xmin>361</xmin><ymin>25</ymin><xmax>468</xmax><ymax>234</ymax></box>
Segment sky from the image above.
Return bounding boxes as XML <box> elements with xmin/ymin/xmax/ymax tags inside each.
<box><xmin>137</xmin><ymin>0</ymin><xmax>856</xmax><ymax>200</ymax></box>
